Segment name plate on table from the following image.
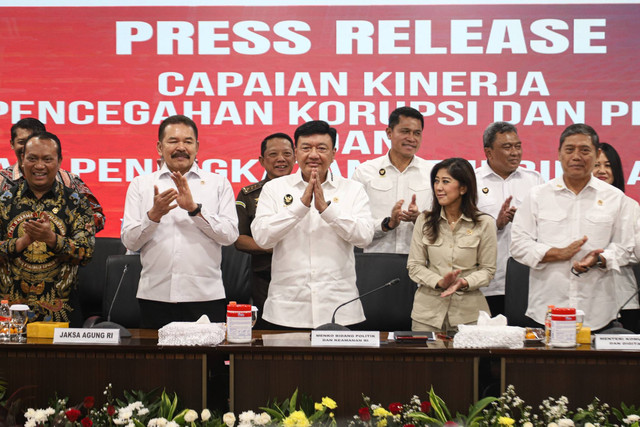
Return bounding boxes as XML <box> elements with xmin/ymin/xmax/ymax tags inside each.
<box><xmin>595</xmin><ymin>334</ymin><xmax>640</xmax><ymax>350</ymax></box>
<box><xmin>311</xmin><ymin>330</ymin><xmax>379</xmax><ymax>347</ymax></box>
<box><xmin>53</xmin><ymin>328</ymin><xmax>120</xmax><ymax>344</ymax></box>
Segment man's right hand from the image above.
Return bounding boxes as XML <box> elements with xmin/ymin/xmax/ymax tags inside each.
<box><xmin>386</xmin><ymin>199</ymin><xmax>404</xmax><ymax>230</ymax></box>
<box><xmin>496</xmin><ymin>196</ymin><xmax>517</xmax><ymax>230</ymax></box>
<box><xmin>542</xmin><ymin>236</ymin><xmax>588</xmax><ymax>263</ymax></box>
<box><xmin>147</xmin><ymin>185</ymin><xmax>178</xmax><ymax>223</ymax></box>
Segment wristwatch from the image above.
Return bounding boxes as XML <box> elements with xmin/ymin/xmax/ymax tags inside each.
<box><xmin>381</xmin><ymin>216</ymin><xmax>395</xmax><ymax>232</ymax></box>
<box><xmin>188</xmin><ymin>203</ymin><xmax>202</xmax><ymax>217</ymax></box>
<box><xmin>595</xmin><ymin>254</ymin><xmax>605</xmax><ymax>269</ymax></box>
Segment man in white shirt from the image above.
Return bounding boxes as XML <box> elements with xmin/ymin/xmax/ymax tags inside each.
<box><xmin>122</xmin><ymin>115</ymin><xmax>239</xmax><ymax>329</ymax></box>
<box><xmin>352</xmin><ymin>106</ymin><xmax>433</xmax><ymax>253</ymax></box>
<box><xmin>252</xmin><ymin>120</ymin><xmax>374</xmax><ymax>329</ymax></box>
<box><xmin>511</xmin><ymin>124</ymin><xmax>635</xmax><ymax>330</ymax></box>
<box><xmin>475</xmin><ymin>122</ymin><xmax>544</xmax><ymax>316</ymax></box>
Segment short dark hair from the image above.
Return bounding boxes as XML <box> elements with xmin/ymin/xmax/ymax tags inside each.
<box><xmin>294</xmin><ymin>120</ymin><xmax>337</xmax><ymax>148</ymax></box>
<box><xmin>388</xmin><ymin>106</ymin><xmax>424</xmax><ymax>130</ymax></box>
<box><xmin>483</xmin><ymin>121</ymin><xmax>518</xmax><ymax>148</ymax></box>
<box><xmin>24</xmin><ymin>131</ymin><xmax>63</xmax><ymax>161</ymax></box>
<box><xmin>559</xmin><ymin>123</ymin><xmax>599</xmax><ymax>150</ymax></box>
<box><xmin>423</xmin><ymin>158</ymin><xmax>480</xmax><ymax>244</ymax></box>
<box><xmin>598</xmin><ymin>142</ymin><xmax>625</xmax><ymax>193</ymax></box>
<box><xmin>158</xmin><ymin>115</ymin><xmax>198</xmax><ymax>141</ymax></box>
<box><xmin>11</xmin><ymin>118</ymin><xmax>46</xmax><ymax>141</ymax></box>
<box><xmin>260</xmin><ymin>133</ymin><xmax>294</xmax><ymax>157</ymax></box>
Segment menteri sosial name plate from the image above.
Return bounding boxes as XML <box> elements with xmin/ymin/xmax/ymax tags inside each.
<box><xmin>595</xmin><ymin>334</ymin><xmax>640</xmax><ymax>350</ymax></box>
<box><xmin>53</xmin><ymin>328</ymin><xmax>120</xmax><ymax>344</ymax></box>
<box><xmin>311</xmin><ymin>330</ymin><xmax>380</xmax><ymax>347</ymax></box>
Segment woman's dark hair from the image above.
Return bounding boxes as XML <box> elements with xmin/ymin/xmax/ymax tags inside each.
<box><xmin>598</xmin><ymin>142</ymin><xmax>625</xmax><ymax>193</ymax></box>
<box><xmin>423</xmin><ymin>157</ymin><xmax>481</xmax><ymax>243</ymax></box>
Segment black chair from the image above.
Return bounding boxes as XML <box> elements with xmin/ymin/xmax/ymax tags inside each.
<box><xmin>77</xmin><ymin>237</ymin><xmax>127</xmax><ymax>320</ymax></box>
<box><xmin>504</xmin><ymin>256</ymin><xmax>539</xmax><ymax>327</ymax></box>
<box><xmin>221</xmin><ymin>245</ymin><xmax>252</xmax><ymax>304</ymax></box>
<box><xmin>351</xmin><ymin>252</ymin><xmax>417</xmax><ymax>331</ymax></box>
<box><xmin>102</xmin><ymin>254</ymin><xmax>142</xmax><ymax>328</ymax></box>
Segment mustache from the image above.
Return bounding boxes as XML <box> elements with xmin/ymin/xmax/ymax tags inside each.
<box><xmin>171</xmin><ymin>152</ymin><xmax>190</xmax><ymax>159</ymax></box>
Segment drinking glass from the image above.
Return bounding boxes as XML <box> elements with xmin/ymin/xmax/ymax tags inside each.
<box><xmin>9</xmin><ymin>304</ymin><xmax>29</xmax><ymax>343</ymax></box>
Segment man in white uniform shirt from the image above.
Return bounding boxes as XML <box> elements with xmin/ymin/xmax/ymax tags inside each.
<box><xmin>352</xmin><ymin>106</ymin><xmax>433</xmax><ymax>253</ymax></box>
<box><xmin>252</xmin><ymin>120</ymin><xmax>374</xmax><ymax>329</ymax></box>
<box><xmin>475</xmin><ymin>122</ymin><xmax>544</xmax><ymax>316</ymax></box>
<box><xmin>122</xmin><ymin>115</ymin><xmax>239</xmax><ymax>329</ymax></box>
<box><xmin>511</xmin><ymin>124</ymin><xmax>635</xmax><ymax>330</ymax></box>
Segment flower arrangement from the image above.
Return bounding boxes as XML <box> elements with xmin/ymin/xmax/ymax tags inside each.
<box><xmin>19</xmin><ymin>384</ymin><xmax>640</xmax><ymax>427</ymax></box>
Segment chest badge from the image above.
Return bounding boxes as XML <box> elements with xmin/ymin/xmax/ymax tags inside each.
<box><xmin>284</xmin><ymin>194</ymin><xmax>293</xmax><ymax>206</ymax></box>
<box><xmin>332</xmin><ymin>197</ymin><xmax>339</xmax><ymax>203</ymax></box>
<box><xmin>379</xmin><ymin>168</ymin><xmax>386</xmax><ymax>176</ymax></box>
<box><xmin>482</xmin><ymin>187</ymin><xmax>489</xmax><ymax>194</ymax></box>
<box><xmin>466</xmin><ymin>229</ymin><xmax>473</xmax><ymax>235</ymax></box>
<box><xmin>597</xmin><ymin>199</ymin><xmax>603</xmax><ymax>206</ymax></box>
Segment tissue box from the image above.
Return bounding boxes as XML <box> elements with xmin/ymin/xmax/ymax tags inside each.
<box><xmin>27</xmin><ymin>321</ymin><xmax>69</xmax><ymax>338</ymax></box>
<box><xmin>158</xmin><ymin>322</ymin><xmax>226</xmax><ymax>346</ymax></box>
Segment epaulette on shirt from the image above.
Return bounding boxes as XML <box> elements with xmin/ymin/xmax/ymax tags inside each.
<box><xmin>241</xmin><ymin>181</ymin><xmax>265</xmax><ymax>195</ymax></box>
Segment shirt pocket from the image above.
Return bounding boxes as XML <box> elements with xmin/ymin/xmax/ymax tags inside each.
<box><xmin>408</xmin><ymin>181</ymin><xmax>430</xmax><ymax>194</ymax></box>
<box><xmin>538</xmin><ymin>210</ymin><xmax>568</xmax><ymax>245</ymax></box>
<box><xmin>422</xmin><ymin>234</ymin><xmax>443</xmax><ymax>268</ymax></box>
<box><xmin>370</xmin><ymin>178</ymin><xmax>393</xmax><ymax>193</ymax></box>
<box><xmin>457</xmin><ymin>234</ymin><xmax>481</xmax><ymax>268</ymax></box>
<box><xmin>584</xmin><ymin>213</ymin><xmax>613</xmax><ymax>248</ymax></box>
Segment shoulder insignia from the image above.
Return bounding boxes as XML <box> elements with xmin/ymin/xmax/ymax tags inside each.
<box><xmin>236</xmin><ymin>201</ymin><xmax>246</xmax><ymax>209</ymax></box>
<box><xmin>241</xmin><ymin>181</ymin><xmax>264</xmax><ymax>195</ymax></box>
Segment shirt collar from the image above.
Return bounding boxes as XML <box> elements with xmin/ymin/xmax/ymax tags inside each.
<box><xmin>158</xmin><ymin>162</ymin><xmax>201</xmax><ymax>179</ymax></box>
<box><xmin>21</xmin><ymin>179</ymin><xmax>60</xmax><ymax>200</ymax></box>
<box><xmin>552</xmin><ymin>175</ymin><xmax>599</xmax><ymax>194</ymax></box>
<box><xmin>438</xmin><ymin>208</ymin><xmax>471</xmax><ymax>223</ymax></box>
<box><xmin>384</xmin><ymin>152</ymin><xmax>420</xmax><ymax>172</ymax></box>
<box><xmin>477</xmin><ymin>162</ymin><xmax>522</xmax><ymax>180</ymax></box>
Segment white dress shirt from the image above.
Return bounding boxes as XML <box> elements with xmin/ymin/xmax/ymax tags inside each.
<box><xmin>475</xmin><ymin>164</ymin><xmax>544</xmax><ymax>297</ymax></box>
<box><xmin>122</xmin><ymin>163</ymin><xmax>239</xmax><ymax>302</ymax></box>
<box><xmin>352</xmin><ymin>154</ymin><xmax>433</xmax><ymax>254</ymax></box>
<box><xmin>510</xmin><ymin>176</ymin><xmax>635</xmax><ymax>329</ymax></box>
<box><xmin>251</xmin><ymin>171</ymin><xmax>375</xmax><ymax>328</ymax></box>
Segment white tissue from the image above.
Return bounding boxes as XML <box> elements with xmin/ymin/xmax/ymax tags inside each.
<box><xmin>158</xmin><ymin>321</ymin><xmax>226</xmax><ymax>346</ymax></box>
<box><xmin>453</xmin><ymin>311</ymin><xmax>525</xmax><ymax>349</ymax></box>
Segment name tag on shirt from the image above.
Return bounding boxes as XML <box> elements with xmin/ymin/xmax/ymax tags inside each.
<box><xmin>311</xmin><ymin>330</ymin><xmax>380</xmax><ymax>347</ymax></box>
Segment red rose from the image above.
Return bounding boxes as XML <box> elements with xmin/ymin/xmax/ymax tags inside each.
<box><xmin>421</xmin><ymin>401</ymin><xmax>431</xmax><ymax>413</ymax></box>
<box><xmin>66</xmin><ymin>409</ymin><xmax>81</xmax><ymax>422</ymax></box>
<box><xmin>444</xmin><ymin>422</ymin><xmax>458</xmax><ymax>426</ymax></box>
<box><xmin>107</xmin><ymin>405</ymin><xmax>116</xmax><ymax>417</ymax></box>
<box><xmin>358</xmin><ymin>407</ymin><xmax>371</xmax><ymax>421</ymax></box>
<box><xmin>389</xmin><ymin>402</ymin><xmax>403</xmax><ymax>415</ymax></box>
<box><xmin>83</xmin><ymin>396</ymin><xmax>95</xmax><ymax>409</ymax></box>
<box><xmin>404</xmin><ymin>424</ymin><xmax>416</xmax><ymax>427</ymax></box>
<box><xmin>81</xmin><ymin>418</ymin><xmax>93</xmax><ymax>427</ymax></box>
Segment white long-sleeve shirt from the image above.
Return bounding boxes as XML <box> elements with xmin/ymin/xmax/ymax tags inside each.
<box><xmin>251</xmin><ymin>172</ymin><xmax>374</xmax><ymax>328</ymax></box>
<box><xmin>122</xmin><ymin>163</ymin><xmax>239</xmax><ymax>302</ymax></box>
<box><xmin>475</xmin><ymin>164</ymin><xmax>544</xmax><ymax>297</ymax></box>
<box><xmin>510</xmin><ymin>176</ymin><xmax>635</xmax><ymax>329</ymax></box>
<box><xmin>352</xmin><ymin>154</ymin><xmax>433</xmax><ymax>254</ymax></box>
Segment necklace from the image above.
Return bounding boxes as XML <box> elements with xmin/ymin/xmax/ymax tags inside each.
<box><xmin>447</xmin><ymin>214</ymin><xmax>462</xmax><ymax>225</ymax></box>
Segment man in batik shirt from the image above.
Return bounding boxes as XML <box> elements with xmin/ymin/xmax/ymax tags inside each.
<box><xmin>0</xmin><ymin>132</ymin><xmax>95</xmax><ymax>324</ymax></box>
<box><xmin>1</xmin><ymin>118</ymin><xmax>105</xmax><ymax>232</ymax></box>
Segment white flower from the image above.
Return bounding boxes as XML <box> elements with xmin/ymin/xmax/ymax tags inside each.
<box><xmin>24</xmin><ymin>408</ymin><xmax>36</xmax><ymax>419</ymax></box>
<box><xmin>138</xmin><ymin>408</ymin><xmax>150</xmax><ymax>416</ymax></box>
<box><xmin>548</xmin><ymin>423</ymin><xmax>559</xmax><ymax>427</ymax></box>
<box><xmin>223</xmin><ymin>412</ymin><xmax>237</xmax><ymax>427</ymax></box>
<box><xmin>628</xmin><ymin>415</ymin><xmax>640</xmax><ymax>422</ymax></box>
<box><xmin>239</xmin><ymin>410</ymin><xmax>256</xmax><ymax>423</ymax></box>
<box><xmin>34</xmin><ymin>410</ymin><xmax>49</xmax><ymax>423</ymax></box>
<box><xmin>558</xmin><ymin>418</ymin><xmax>574</xmax><ymax>427</ymax></box>
<box><xmin>523</xmin><ymin>422</ymin><xmax>533</xmax><ymax>427</ymax></box>
<box><xmin>45</xmin><ymin>407</ymin><xmax>55</xmax><ymax>416</ymax></box>
<box><xmin>255</xmin><ymin>412</ymin><xmax>271</xmax><ymax>425</ymax></box>
<box><xmin>201</xmin><ymin>409</ymin><xmax>212</xmax><ymax>421</ymax></box>
<box><xmin>184</xmin><ymin>409</ymin><xmax>198</xmax><ymax>422</ymax></box>
<box><xmin>148</xmin><ymin>419</ymin><xmax>168</xmax><ymax>427</ymax></box>
<box><xmin>24</xmin><ymin>421</ymin><xmax>36</xmax><ymax>427</ymax></box>
<box><xmin>584</xmin><ymin>423</ymin><xmax>595</xmax><ymax>427</ymax></box>
<box><xmin>166</xmin><ymin>422</ymin><xmax>179</xmax><ymax>427</ymax></box>
<box><xmin>238</xmin><ymin>423</ymin><xmax>253</xmax><ymax>427</ymax></box>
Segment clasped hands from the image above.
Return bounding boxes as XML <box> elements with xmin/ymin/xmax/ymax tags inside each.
<box><xmin>148</xmin><ymin>171</ymin><xmax>198</xmax><ymax>223</ymax></box>
<box><xmin>437</xmin><ymin>269</ymin><xmax>469</xmax><ymax>298</ymax></box>
<box><xmin>387</xmin><ymin>194</ymin><xmax>420</xmax><ymax>230</ymax></box>
<box><xmin>300</xmin><ymin>169</ymin><xmax>330</xmax><ymax>213</ymax></box>
<box><xmin>544</xmin><ymin>235</ymin><xmax>605</xmax><ymax>275</ymax></box>
<box><xmin>17</xmin><ymin>212</ymin><xmax>57</xmax><ymax>252</ymax></box>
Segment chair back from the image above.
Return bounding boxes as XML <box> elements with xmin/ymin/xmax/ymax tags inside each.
<box><xmin>221</xmin><ymin>245</ymin><xmax>252</xmax><ymax>304</ymax></box>
<box><xmin>351</xmin><ymin>252</ymin><xmax>417</xmax><ymax>331</ymax></box>
<box><xmin>103</xmin><ymin>254</ymin><xmax>142</xmax><ymax>328</ymax></box>
<box><xmin>504</xmin><ymin>256</ymin><xmax>539</xmax><ymax>327</ymax></box>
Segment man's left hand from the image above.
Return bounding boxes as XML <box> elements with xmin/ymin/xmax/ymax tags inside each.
<box><xmin>170</xmin><ymin>171</ymin><xmax>198</xmax><ymax>212</ymax></box>
<box><xmin>572</xmin><ymin>249</ymin><xmax>605</xmax><ymax>274</ymax></box>
<box><xmin>399</xmin><ymin>194</ymin><xmax>420</xmax><ymax>223</ymax></box>
<box><xmin>312</xmin><ymin>169</ymin><xmax>329</xmax><ymax>213</ymax></box>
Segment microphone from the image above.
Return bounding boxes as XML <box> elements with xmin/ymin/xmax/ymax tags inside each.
<box><xmin>92</xmin><ymin>264</ymin><xmax>132</xmax><ymax>338</ymax></box>
<box><xmin>598</xmin><ymin>284</ymin><xmax>640</xmax><ymax>335</ymax></box>
<box><xmin>315</xmin><ymin>278</ymin><xmax>401</xmax><ymax>331</ymax></box>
